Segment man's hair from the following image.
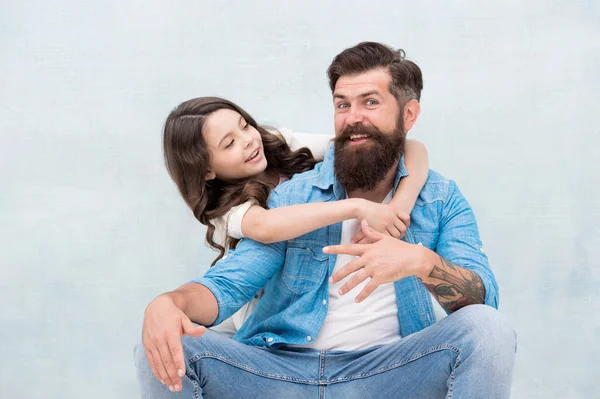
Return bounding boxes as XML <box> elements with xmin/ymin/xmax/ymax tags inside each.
<box><xmin>327</xmin><ymin>42</ymin><xmax>423</xmax><ymax>107</ymax></box>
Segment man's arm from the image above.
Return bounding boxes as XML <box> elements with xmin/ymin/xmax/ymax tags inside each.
<box><xmin>326</xmin><ymin>181</ymin><xmax>497</xmax><ymax>313</ymax></box>
<box><xmin>417</xmin><ymin>249</ymin><xmax>486</xmax><ymax>313</ymax></box>
<box><xmin>168</xmin><ymin>283</ymin><xmax>219</xmax><ymax>325</ymax></box>
<box><xmin>423</xmin><ymin>180</ymin><xmax>497</xmax><ymax>312</ymax></box>
<box><xmin>141</xmin><ymin>191</ymin><xmax>288</xmax><ymax>392</ymax></box>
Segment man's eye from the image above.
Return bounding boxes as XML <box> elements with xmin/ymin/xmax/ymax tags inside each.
<box><xmin>224</xmin><ymin>140</ymin><xmax>234</xmax><ymax>149</ymax></box>
<box><xmin>366</xmin><ymin>99</ymin><xmax>378</xmax><ymax>106</ymax></box>
<box><xmin>337</xmin><ymin>103</ymin><xmax>349</xmax><ymax>109</ymax></box>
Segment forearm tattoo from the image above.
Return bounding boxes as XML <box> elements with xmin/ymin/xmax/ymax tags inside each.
<box><xmin>419</xmin><ymin>256</ymin><xmax>485</xmax><ymax>312</ymax></box>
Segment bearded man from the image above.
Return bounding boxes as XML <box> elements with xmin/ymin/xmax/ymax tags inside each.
<box><xmin>135</xmin><ymin>42</ymin><xmax>516</xmax><ymax>399</ymax></box>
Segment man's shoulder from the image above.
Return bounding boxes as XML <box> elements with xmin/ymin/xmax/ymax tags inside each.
<box><xmin>270</xmin><ymin>162</ymin><xmax>329</xmax><ymax>205</ymax></box>
<box><xmin>416</xmin><ymin>169</ymin><xmax>459</xmax><ymax>206</ymax></box>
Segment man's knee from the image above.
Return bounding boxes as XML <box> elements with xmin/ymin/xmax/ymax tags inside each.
<box><xmin>134</xmin><ymin>341</ymin><xmax>151</xmax><ymax>372</ymax></box>
<box><xmin>134</xmin><ymin>340</ymin><xmax>161</xmax><ymax>388</ymax></box>
<box><xmin>455</xmin><ymin>305</ymin><xmax>517</xmax><ymax>355</ymax></box>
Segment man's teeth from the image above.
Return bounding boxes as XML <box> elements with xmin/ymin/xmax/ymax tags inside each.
<box><xmin>350</xmin><ymin>134</ymin><xmax>370</xmax><ymax>141</ymax></box>
<box><xmin>247</xmin><ymin>149</ymin><xmax>259</xmax><ymax>161</ymax></box>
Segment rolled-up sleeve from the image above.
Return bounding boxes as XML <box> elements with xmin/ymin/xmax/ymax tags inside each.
<box><xmin>191</xmin><ymin>190</ymin><xmax>287</xmax><ymax>325</ymax></box>
<box><xmin>436</xmin><ymin>181</ymin><xmax>499</xmax><ymax>309</ymax></box>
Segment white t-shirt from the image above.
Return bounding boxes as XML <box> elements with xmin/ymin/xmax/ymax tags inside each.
<box><xmin>210</xmin><ymin>129</ymin><xmax>332</xmax><ymax>338</ymax></box>
<box><xmin>295</xmin><ymin>191</ymin><xmax>447</xmax><ymax>351</ymax></box>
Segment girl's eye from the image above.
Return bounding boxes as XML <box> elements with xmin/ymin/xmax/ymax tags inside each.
<box><xmin>243</xmin><ymin>122</ymin><xmax>250</xmax><ymax>129</ymax></box>
<box><xmin>224</xmin><ymin>140</ymin><xmax>234</xmax><ymax>149</ymax></box>
<box><xmin>366</xmin><ymin>99</ymin><xmax>378</xmax><ymax>106</ymax></box>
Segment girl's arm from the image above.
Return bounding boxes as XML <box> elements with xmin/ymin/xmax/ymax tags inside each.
<box><xmin>240</xmin><ymin>198</ymin><xmax>396</xmax><ymax>244</ymax></box>
<box><xmin>351</xmin><ymin>139</ymin><xmax>429</xmax><ymax>243</ymax></box>
<box><xmin>230</xmin><ymin>139</ymin><xmax>429</xmax><ymax>244</ymax></box>
<box><xmin>389</xmin><ymin>139</ymin><xmax>429</xmax><ymax>216</ymax></box>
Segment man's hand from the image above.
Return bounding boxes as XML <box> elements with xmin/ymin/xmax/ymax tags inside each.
<box><xmin>142</xmin><ymin>294</ymin><xmax>206</xmax><ymax>392</ymax></box>
<box><xmin>352</xmin><ymin>201</ymin><xmax>411</xmax><ymax>243</ymax></box>
<box><xmin>325</xmin><ymin>219</ymin><xmax>425</xmax><ymax>302</ymax></box>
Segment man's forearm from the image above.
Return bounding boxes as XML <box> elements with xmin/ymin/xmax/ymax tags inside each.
<box><xmin>168</xmin><ymin>283</ymin><xmax>219</xmax><ymax>326</ymax></box>
<box><xmin>417</xmin><ymin>247</ymin><xmax>486</xmax><ymax>313</ymax></box>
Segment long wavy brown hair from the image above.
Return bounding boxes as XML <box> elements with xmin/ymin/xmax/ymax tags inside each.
<box><xmin>163</xmin><ymin>97</ymin><xmax>318</xmax><ymax>265</ymax></box>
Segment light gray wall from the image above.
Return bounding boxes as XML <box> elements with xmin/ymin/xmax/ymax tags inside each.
<box><xmin>1</xmin><ymin>1</ymin><xmax>598</xmax><ymax>398</ymax></box>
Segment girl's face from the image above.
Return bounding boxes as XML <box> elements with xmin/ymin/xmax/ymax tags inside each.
<box><xmin>203</xmin><ymin>108</ymin><xmax>268</xmax><ymax>181</ymax></box>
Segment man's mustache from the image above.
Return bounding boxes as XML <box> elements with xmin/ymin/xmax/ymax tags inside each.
<box><xmin>336</xmin><ymin>124</ymin><xmax>384</xmax><ymax>143</ymax></box>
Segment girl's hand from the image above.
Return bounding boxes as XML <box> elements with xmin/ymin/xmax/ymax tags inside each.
<box><xmin>353</xmin><ymin>200</ymin><xmax>410</xmax><ymax>243</ymax></box>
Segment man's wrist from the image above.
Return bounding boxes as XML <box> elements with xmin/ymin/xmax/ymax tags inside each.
<box><xmin>412</xmin><ymin>244</ymin><xmax>435</xmax><ymax>280</ymax></box>
<box><xmin>165</xmin><ymin>290</ymin><xmax>186</xmax><ymax>311</ymax></box>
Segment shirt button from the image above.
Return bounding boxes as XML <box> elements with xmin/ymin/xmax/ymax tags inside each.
<box><xmin>417</xmin><ymin>242</ymin><xmax>423</xmax><ymax>246</ymax></box>
<box><xmin>480</xmin><ymin>247</ymin><xmax>485</xmax><ymax>253</ymax></box>
<box><xmin>322</xmin><ymin>300</ymin><xmax>327</xmax><ymax>305</ymax></box>
<box><xmin>306</xmin><ymin>336</ymin><xmax>312</xmax><ymax>342</ymax></box>
<box><xmin>267</xmin><ymin>337</ymin><xmax>274</xmax><ymax>343</ymax></box>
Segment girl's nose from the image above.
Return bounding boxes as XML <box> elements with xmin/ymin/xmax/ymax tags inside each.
<box><xmin>243</xmin><ymin>133</ymin><xmax>253</xmax><ymax>147</ymax></box>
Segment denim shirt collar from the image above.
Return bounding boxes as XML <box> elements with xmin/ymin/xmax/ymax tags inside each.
<box><xmin>314</xmin><ymin>145</ymin><xmax>409</xmax><ymax>199</ymax></box>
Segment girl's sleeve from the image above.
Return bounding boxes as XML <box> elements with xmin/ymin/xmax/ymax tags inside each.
<box><xmin>225</xmin><ymin>201</ymin><xmax>255</xmax><ymax>239</ymax></box>
<box><xmin>278</xmin><ymin>128</ymin><xmax>333</xmax><ymax>161</ymax></box>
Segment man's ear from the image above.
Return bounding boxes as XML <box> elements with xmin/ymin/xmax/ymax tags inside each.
<box><xmin>403</xmin><ymin>99</ymin><xmax>421</xmax><ymax>132</ymax></box>
<box><xmin>205</xmin><ymin>171</ymin><xmax>216</xmax><ymax>181</ymax></box>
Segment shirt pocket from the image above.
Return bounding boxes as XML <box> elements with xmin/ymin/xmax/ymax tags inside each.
<box><xmin>282</xmin><ymin>245</ymin><xmax>328</xmax><ymax>294</ymax></box>
<box><xmin>405</xmin><ymin>230</ymin><xmax>439</xmax><ymax>250</ymax></box>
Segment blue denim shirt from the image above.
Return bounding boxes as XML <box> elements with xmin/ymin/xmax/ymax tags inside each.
<box><xmin>193</xmin><ymin>146</ymin><xmax>498</xmax><ymax>348</ymax></box>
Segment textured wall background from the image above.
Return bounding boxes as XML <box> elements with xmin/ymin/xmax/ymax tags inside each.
<box><xmin>1</xmin><ymin>1</ymin><xmax>599</xmax><ymax>398</ymax></box>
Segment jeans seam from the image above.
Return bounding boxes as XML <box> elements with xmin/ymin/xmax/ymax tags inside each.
<box><xmin>188</xmin><ymin>352</ymin><xmax>320</xmax><ymax>385</ymax></box>
<box><xmin>185</xmin><ymin>367</ymin><xmax>201</xmax><ymax>399</ymax></box>
<box><xmin>323</xmin><ymin>344</ymin><xmax>461</xmax><ymax>384</ymax></box>
<box><xmin>447</xmin><ymin>351</ymin><xmax>461</xmax><ymax>399</ymax></box>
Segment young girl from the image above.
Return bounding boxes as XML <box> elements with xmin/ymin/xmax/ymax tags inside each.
<box><xmin>163</xmin><ymin>96</ymin><xmax>429</xmax><ymax>336</ymax></box>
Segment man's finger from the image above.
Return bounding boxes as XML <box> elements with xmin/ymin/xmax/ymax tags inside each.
<box><xmin>152</xmin><ymin>347</ymin><xmax>175</xmax><ymax>389</ymax></box>
<box><xmin>361</xmin><ymin>220</ymin><xmax>384</xmax><ymax>241</ymax></box>
<box><xmin>330</xmin><ymin>257</ymin><xmax>366</xmax><ymax>283</ymax></box>
<box><xmin>182</xmin><ymin>318</ymin><xmax>206</xmax><ymax>338</ymax></box>
<box><xmin>355</xmin><ymin>279</ymin><xmax>380</xmax><ymax>303</ymax></box>
<box><xmin>161</xmin><ymin>338</ymin><xmax>183</xmax><ymax>389</ymax></box>
<box><xmin>351</xmin><ymin>230</ymin><xmax>365</xmax><ymax>243</ymax></box>
<box><xmin>145</xmin><ymin>349</ymin><xmax>165</xmax><ymax>385</ymax></box>
<box><xmin>168</xmin><ymin>333</ymin><xmax>187</xmax><ymax>375</ymax></box>
<box><xmin>156</xmin><ymin>343</ymin><xmax>178</xmax><ymax>390</ymax></box>
<box><xmin>323</xmin><ymin>243</ymin><xmax>364</xmax><ymax>256</ymax></box>
<box><xmin>167</xmin><ymin>338</ymin><xmax>185</xmax><ymax>391</ymax></box>
<box><xmin>339</xmin><ymin>269</ymin><xmax>369</xmax><ymax>296</ymax></box>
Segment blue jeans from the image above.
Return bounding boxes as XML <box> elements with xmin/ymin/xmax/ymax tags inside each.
<box><xmin>135</xmin><ymin>305</ymin><xmax>516</xmax><ymax>398</ymax></box>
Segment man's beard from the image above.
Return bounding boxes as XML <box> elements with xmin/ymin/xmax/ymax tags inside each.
<box><xmin>334</xmin><ymin>118</ymin><xmax>405</xmax><ymax>192</ymax></box>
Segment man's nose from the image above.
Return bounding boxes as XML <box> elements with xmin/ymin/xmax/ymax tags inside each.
<box><xmin>345</xmin><ymin>107</ymin><xmax>365</xmax><ymax>126</ymax></box>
